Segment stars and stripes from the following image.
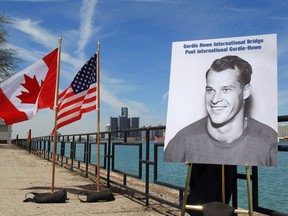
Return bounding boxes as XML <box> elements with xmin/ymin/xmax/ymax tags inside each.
<box><xmin>56</xmin><ymin>54</ymin><xmax>97</xmax><ymax>130</ymax></box>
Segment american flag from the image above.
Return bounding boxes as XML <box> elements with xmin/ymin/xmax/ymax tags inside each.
<box><xmin>56</xmin><ymin>54</ymin><xmax>97</xmax><ymax>130</ymax></box>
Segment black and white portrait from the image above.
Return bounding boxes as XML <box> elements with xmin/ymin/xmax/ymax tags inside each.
<box><xmin>164</xmin><ymin>34</ymin><xmax>278</xmax><ymax>166</ymax></box>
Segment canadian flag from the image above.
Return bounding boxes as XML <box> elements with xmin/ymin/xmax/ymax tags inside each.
<box><xmin>0</xmin><ymin>48</ymin><xmax>58</xmax><ymax>125</ymax></box>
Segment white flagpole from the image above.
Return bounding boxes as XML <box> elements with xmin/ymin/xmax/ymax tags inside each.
<box><xmin>96</xmin><ymin>41</ymin><xmax>101</xmax><ymax>191</ymax></box>
<box><xmin>51</xmin><ymin>37</ymin><xmax>62</xmax><ymax>192</ymax></box>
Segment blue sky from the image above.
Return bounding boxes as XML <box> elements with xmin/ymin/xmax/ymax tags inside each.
<box><xmin>1</xmin><ymin>0</ymin><xmax>288</xmax><ymax>138</ymax></box>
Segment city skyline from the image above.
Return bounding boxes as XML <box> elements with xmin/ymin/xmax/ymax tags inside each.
<box><xmin>1</xmin><ymin>1</ymin><xmax>288</xmax><ymax>138</ymax></box>
<box><xmin>109</xmin><ymin>107</ymin><xmax>140</xmax><ymax>139</ymax></box>
<box><xmin>106</xmin><ymin>107</ymin><xmax>164</xmax><ymax>141</ymax></box>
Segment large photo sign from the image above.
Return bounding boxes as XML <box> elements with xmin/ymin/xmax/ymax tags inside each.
<box><xmin>164</xmin><ymin>34</ymin><xmax>278</xmax><ymax>166</ymax></box>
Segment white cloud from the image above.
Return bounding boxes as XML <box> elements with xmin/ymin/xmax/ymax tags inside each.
<box><xmin>7</xmin><ymin>43</ymin><xmax>40</xmax><ymax>63</ymax></box>
<box><xmin>162</xmin><ymin>91</ymin><xmax>169</xmax><ymax>104</ymax></box>
<box><xmin>101</xmin><ymin>84</ymin><xmax>148</xmax><ymax>115</ymax></box>
<box><xmin>100</xmin><ymin>85</ymin><xmax>127</xmax><ymax>109</ymax></box>
<box><xmin>101</xmin><ymin>75</ymin><xmax>137</xmax><ymax>93</ymax></box>
<box><xmin>12</xmin><ymin>18</ymin><xmax>58</xmax><ymax>49</ymax></box>
<box><xmin>124</xmin><ymin>100</ymin><xmax>148</xmax><ymax>116</ymax></box>
<box><xmin>77</xmin><ymin>0</ymin><xmax>99</xmax><ymax>55</ymax></box>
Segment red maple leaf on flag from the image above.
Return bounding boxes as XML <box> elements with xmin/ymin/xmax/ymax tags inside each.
<box><xmin>17</xmin><ymin>74</ymin><xmax>43</xmax><ymax>104</ymax></box>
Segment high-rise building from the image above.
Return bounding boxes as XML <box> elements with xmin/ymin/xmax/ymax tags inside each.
<box><xmin>109</xmin><ymin>107</ymin><xmax>141</xmax><ymax>139</ymax></box>
<box><xmin>121</xmin><ymin>107</ymin><xmax>128</xmax><ymax>118</ymax></box>
<box><xmin>130</xmin><ymin>117</ymin><xmax>140</xmax><ymax>137</ymax></box>
<box><xmin>110</xmin><ymin>117</ymin><xmax>118</xmax><ymax>131</ymax></box>
<box><xmin>118</xmin><ymin>116</ymin><xmax>128</xmax><ymax>138</ymax></box>
<box><xmin>109</xmin><ymin>117</ymin><xmax>118</xmax><ymax>139</ymax></box>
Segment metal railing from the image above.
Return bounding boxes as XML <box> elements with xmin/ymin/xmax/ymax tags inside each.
<box><xmin>13</xmin><ymin>116</ymin><xmax>288</xmax><ymax>215</ymax></box>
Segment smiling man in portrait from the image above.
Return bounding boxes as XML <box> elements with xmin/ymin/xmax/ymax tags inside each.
<box><xmin>164</xmin><ymin>55</ymin><xmax>277</xmax><ymax>166</ymax></box>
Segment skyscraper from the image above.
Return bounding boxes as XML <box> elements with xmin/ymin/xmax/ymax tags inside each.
<box><xmin>110</xmin><ymin>117</ymin><xmax>118</xmax><ymax>131</ymax></box>
<box><xmin>118</xmin><ymin>116</ymin><xmax>128</xmax><ymax>138</ymax></box>
<box><xmin>130</xmin><ymin>117</ymin><xmax>140</xmax><ymax>137</ymax></box>
<box><xmin>110</xmin><ymin>117</ymin><xmax>119</xmax><ymax>139</ymax></box>
<box><xmin>121</xmin><ymin>107</ymin><xmax>128</xmax><ymax>118</ymax></box>
<box><xmin>109</xmin><ymin>107</ymin><xmax>140</xmax><ymax>139</ymax></box>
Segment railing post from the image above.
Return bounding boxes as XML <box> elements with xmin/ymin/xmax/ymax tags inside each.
<box><xmin>44</xmin><ymin>138</ymin><xmax>46</xmax><ymax>156</ymax></box>
<box><xmin>145</xmin><ymin>127</ymin><xmax>150</xmax><ymax>206</ymax></box>
<box><xmin>232</xmin><ymin>166</ymin><xmax>238</xmax><ymax>208</ymax></box>
<box><xmin>48</xmin><ymin>136</ymin><xmax>51</xmax><ymax>161</ymax></box>
<box><xmin>28</xmin><ymin>129</ymin><xmax>31</xmax><ymax>154</ymax></box>
<box><xmin>252</xmin><ymin>166</ymin><xmax>259</xmax><ymax>211</ymax></box>
<box><xmin>107</xmin><ymin>132</ymin><xmax>112</xmax><ymax>188</ymax></box>
<box><xmin>71</xmin><ymin>135</ymin><xmax>75</xmax><ymax>171</ymax></box>
<box><xmin>85</xmin><ymin>134</ymin><xmax>89</xmax><ymax>178</ymax></box>
<box><xmin>60</xmin><ymin>137</ymin><xmax>65</xmax><ymax>166</ymax></box>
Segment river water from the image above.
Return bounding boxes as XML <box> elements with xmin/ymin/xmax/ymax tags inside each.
<box><xmin>54</xmin><ymin>141</ymin><xmax>288</xmax><ymax>213</ymax></box>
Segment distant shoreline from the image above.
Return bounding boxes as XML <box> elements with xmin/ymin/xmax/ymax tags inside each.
<box><xmin>279</xmin><ymin>139</ymin><xmax>288</xmax><ymax>142</ymax></box>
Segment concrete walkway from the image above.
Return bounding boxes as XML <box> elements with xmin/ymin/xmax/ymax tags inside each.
<box><xmin>0</xmin><ymin>144</ymin><xmax>178</xmax><ymax>216</ymax></box>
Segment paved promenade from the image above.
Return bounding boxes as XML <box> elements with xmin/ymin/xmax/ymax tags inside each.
<box><xmin>0</xmin><ymin>143</ymin><xmax>269</xmax><ymax>216</ymax></box>
<box><xmin>0</xmin><ymin>143</ymin><xmax>179</xmax><ymax>216</ymax></box>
